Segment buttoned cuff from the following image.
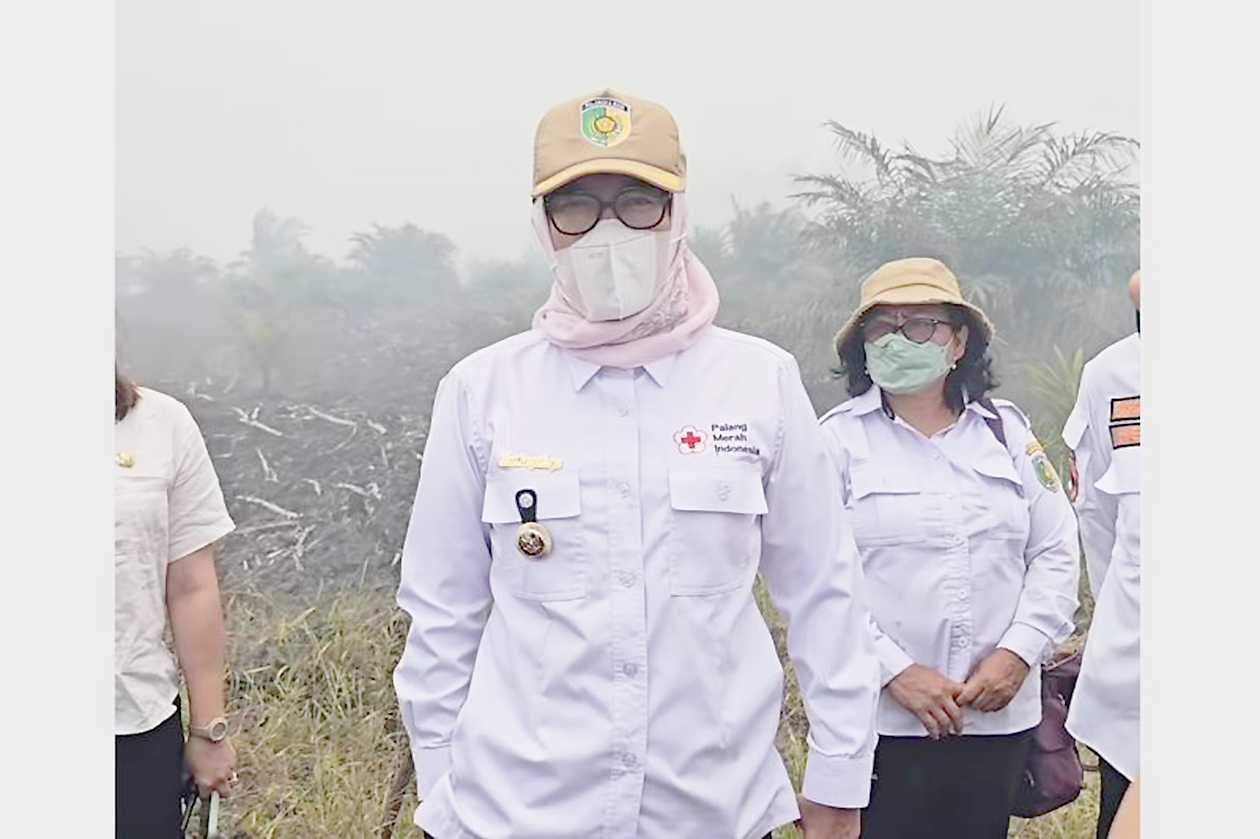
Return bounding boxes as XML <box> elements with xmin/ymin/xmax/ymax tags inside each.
<box><xmin>874</xmin><ymin>634</ymin><xmax>914</xmax><ymax>687</ymax></box>
<box><xmin>998</xmin><ymin>623</ymin><xmax>1051</xmax><ymax>668</ymax></box>
<box><xmin>413</xmin><ymin>743</ymin><xmax>451</xmax><ymax>800</ymax></box>
<box><xmin>801</xmin><ymin>746</ymin><xmax>875</xmax><ymax>808</ymax></box>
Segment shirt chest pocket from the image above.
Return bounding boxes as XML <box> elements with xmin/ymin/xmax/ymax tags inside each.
<box><xmin>114</xmin><ymin>470</ymin><xmax>169</xmax><ymax>560</ymax></box>
<box><xmin>970</xmin><ymin>454</ymin><xmax>1031</xmax><ymax>545</ymax></box>
<box><xmin>846</xmin><ymin>461</ymin><xmax>936</xmax><ymax>546</ymax></box>
<box><xmin>667</xmin><ymin>466</ymin><xmax>767</xmax><ymax>596</ymax></box>
<box><xmin>481</xmin><ymin>471</ymin><xmax>586</xmax><ymax>601</ymax></box>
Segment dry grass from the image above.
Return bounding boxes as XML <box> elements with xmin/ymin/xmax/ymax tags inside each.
<box><xmin>204</xmin><ymin>584</ymin><xmax>1097</xmax><ymax>838</ymax></box>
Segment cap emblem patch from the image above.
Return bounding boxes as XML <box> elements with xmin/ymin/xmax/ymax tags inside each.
<box><xmin>580</xmin><ymin>97</ymin><xmax>631</xmax><ymax>148</ymax></box>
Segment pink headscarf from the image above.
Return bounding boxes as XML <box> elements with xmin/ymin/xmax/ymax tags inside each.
<box><xmin>531</xmin><ymin>194</ymin><xmax>720</xmax><ymax>369</ymax></box>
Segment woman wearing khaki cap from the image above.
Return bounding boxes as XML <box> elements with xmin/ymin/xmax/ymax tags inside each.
<box><xmin>394</xmin><ymin>89</ymin><xmax>879</xmax><ymax>839</ymax></box>
<box><xmin>818</xmin><ymin>258</ymin><xmax>1081</xmax><ymax>838</ymax></box>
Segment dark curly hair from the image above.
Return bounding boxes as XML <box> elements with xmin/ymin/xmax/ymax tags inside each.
<box><xmin>115</xmin><ymin>368</ymin><xmax>140</xmax><ymax>422</ymax></box>
<box><xmin>836</xmin><ymin>304</ymin><xmax>998</xmax><ymax>412</ymax></box>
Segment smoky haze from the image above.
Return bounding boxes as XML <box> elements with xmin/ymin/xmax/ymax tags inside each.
<box><xmin>115</xmin><ymin>0</ymin><xmax>1140</xmax><ymax>594</ymax></box>
<box><xmin>114</xmin><ymin>9</ymin><xmax>1140</xmax><ymax>832</ymax></box>
<box><xmin>116</xmin><ymin>0</ymin><xmax>1139</xmax><ymax>265</ymax></box>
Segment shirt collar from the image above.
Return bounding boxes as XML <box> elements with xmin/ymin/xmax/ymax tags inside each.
<box><xmin>564</xmin><ymin>354</ymin><xmax>602</xmax><ymax>392</ymax></box>
<box><xmin>641</xmin><ymin>353</ymin><xmax>676</xmax><ymax>388</ymax></box>
<box><xmin>563</xmin><ymin>351</ymin><xmax>678</xmax><ymax>391</ymax></box>
<box><xmin>855</xmin><ymin>386</ymin><xmax>990</xmax><ymax>431</ymax></box>
<box><xmin>850</xmin><ymin>385</ymin><xmax>887</xmax><ymax>417</ymax></box>
<box><xmin>965</xmin><ymin>399</ymin><xmax>999</xmax><ymax>421</ymax></box>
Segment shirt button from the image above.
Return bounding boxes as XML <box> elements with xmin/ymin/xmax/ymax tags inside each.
<box><xmin>618</xmin><ymin>481</ymin><xmax>631</xmax><ymax>497</ymax></box>
<box><xmin>615</xmin><ymin>404</ymin><xmax>630</xmax><ymax>418</ymax></box>
<box><xmin>618</xmin><ymin>571</ymin><xmax>637</xmax><ymax>588</ymax></box>
<box><xmin>622</xmin><ymin>752</ymin><xmax>637</xmax><ymax>768</ymax></box>
<box><xmin>623</xmin><ymin>662</ymin><xmax>639</xmax><ymax>678</ymax></box>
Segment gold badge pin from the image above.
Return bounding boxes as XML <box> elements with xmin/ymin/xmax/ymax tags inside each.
<box><xmin>116</xmin><ymin>452</ymin><xmax>135</xmax><ymax>468</ymax></box>
<box><xmin>514</xmin><ymin>489</ymin><xmax>553</xmax><ymax>560</ymax></box>
<box><xmin>516</xmin><ymin>522</ymin><xmax>553</xmax><ymax>559</ymax></box>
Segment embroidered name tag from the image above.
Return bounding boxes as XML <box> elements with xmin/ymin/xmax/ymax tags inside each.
<box><xmin>497</xmin><ymin>453</ymin><xmax>564</xmax><ymax>471</ymax></box>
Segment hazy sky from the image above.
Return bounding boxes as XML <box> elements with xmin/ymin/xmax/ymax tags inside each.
<box><xmin>117</xmin><ymin>0</ymin><xmax>1139</xmax><ymax>268</ymax></box>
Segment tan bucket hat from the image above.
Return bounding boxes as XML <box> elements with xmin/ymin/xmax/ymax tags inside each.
<box><xmin>833</xmin><ymin>257</ymin><xmax>996</xmax><ymax>355</ymax></box>
<box><xmin>532</xmin><ymin>89</ymin><xmax>686</xmax><ymax>197</ymax></box>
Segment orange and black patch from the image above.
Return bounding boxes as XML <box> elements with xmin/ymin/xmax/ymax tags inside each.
<box><xmin>1110</xmin><ymin>396</ymin><xmax>1141</xmax><ymax>423</ymax></box>
<box><xmin>1110</xmin><ymin>422</ymin><xmax>1141</xmax><ymax>449</ymax></box>
<box><xmin>1108</xmin><ymin>395</ymin><xmax>1141</xmax><ymax>449</ymax></box>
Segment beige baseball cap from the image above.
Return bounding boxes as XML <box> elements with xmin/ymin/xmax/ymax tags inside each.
<box><xmin>532</xmin><ymin>89</ymin><xmax>686</xmax><ymax>197</ymax></box>
<box><xmin>833</xmin><ymin>257</ymin><xmax>996</xmax><ymax>354</ymax></box>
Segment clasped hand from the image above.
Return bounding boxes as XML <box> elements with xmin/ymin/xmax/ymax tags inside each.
<box><xmin>888</xmin><ymin>650</ymin><xmax>1030</xmax><ymax>737</ymax></box>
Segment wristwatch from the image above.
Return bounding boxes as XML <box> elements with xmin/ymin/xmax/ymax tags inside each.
<box><xmin>189</xmin><ymin>716</ymin><xmax>229</xmax><ymax>743</ymax></box>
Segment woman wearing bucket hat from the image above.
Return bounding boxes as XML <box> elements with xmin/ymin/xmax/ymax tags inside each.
<box><xmin>818</xmin><ymin>258</ymin><xmax>1081</xmax><ymax>838</ymax></box>
<box><xmin>393</xmin><ymin>89</ymin><xmax>879</xmax><ymax>839</ymax></box>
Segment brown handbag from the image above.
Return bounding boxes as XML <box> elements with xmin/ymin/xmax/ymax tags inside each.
<box><xmin>977</xmin><ymin>400</ymin><xmax>1086</xmax><ymax>818</ymax></box>
<box><xmin>1011</xmin><ymin>650</ymin><xmax>1085</xmax><ymax>817</ymax></box>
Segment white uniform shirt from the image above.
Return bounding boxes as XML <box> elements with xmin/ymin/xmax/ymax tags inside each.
<box><xmin>114</xmin><ymin>388</ymin><xmax>234</xmax><ymax>735</ymax></box>
<box><xmin>1063</xmin><ymin>333</ymin><xmax>1140</xmax><ymax>780</ymax></box>
<box><xmin>393</xmin><ymin>327</ymin><xmax>879</xmax><ymax>839</ymax></box>
<box><xmin>820</xmin><ymin>387</ymin><xmax>1080</xmax><ymax>736</ymax></box>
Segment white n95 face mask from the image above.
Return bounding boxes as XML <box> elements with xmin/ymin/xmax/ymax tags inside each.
<box><xmin>553</xmin><ymin>218</ymin><xmax>674</xmax><ymax>322</ymax></box>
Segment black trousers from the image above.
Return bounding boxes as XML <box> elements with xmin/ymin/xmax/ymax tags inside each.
<box><xmin>861</xmin><ymin>729</ymin><xmax>1034</xmax><ymax>839</ymax></box>
<box><xmin>116</xmin><ymin>701</ymin><xmax>185</xmax><ymax>839</ymax></box>
<box><xmin>1097</xmin><ymin>757</ymin><xmax>1132</xmax><ymax>839</ymax></box>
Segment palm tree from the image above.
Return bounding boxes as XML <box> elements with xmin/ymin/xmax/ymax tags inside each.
<box><xmin>115</xmin><ymin>248</ymin><xmax>225</xmax><ymax>383</ymax></box>
<box><xmin>345</xmin><ymin>222</ymin><xmax>458</xmax><ymax>306</ymax></box>
<box><xmin>225</xmin><ymin>209</ymin><xmax>336</xmax><ymax>394</ymax></box>
<box><xmin>780</xmin><ymin>106</ymin><xmax>1139</xmax><ymax>425</ymax></box>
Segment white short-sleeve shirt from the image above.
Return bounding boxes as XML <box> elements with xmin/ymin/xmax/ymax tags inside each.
<box><xmin>1062</xmin><ymin>333</ymin><xmax>1141</xmax><ymax>780</ymax></box>
<box><xmin>114</xmin><ymin>387</ymin><xmax>234</xmax><ymax>735</ymax></box>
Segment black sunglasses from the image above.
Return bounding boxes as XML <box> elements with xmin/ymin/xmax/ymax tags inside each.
<box><xmin>543</xmin><ymin>186</ymin><xmax>672</xmax><ymax>236</ymax></box>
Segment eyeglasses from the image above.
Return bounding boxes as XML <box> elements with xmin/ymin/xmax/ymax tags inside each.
<box><xmin>861</xmin><ymin>316</ymin><xmax>957</xmax><ymax>344</ymax></box>
<box><xmin>543</xmin><ymin>186</ymin><xmax>672</xmax><ymax>236</ymax></box>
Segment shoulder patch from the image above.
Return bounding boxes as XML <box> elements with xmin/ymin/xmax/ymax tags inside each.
<box><xmin>1026</xmin><ymin>437</ymin><xmax>1062</xmax><ymax>492</ymax></box>
<box><xmin>1110</xmin><ymin>423</ymin><xmax>1140</xmax><ymax>449</ymax></box>
<box><xmin>1108</xmin><ymin>393</ymin><xmax>1141</xmax><ymax>449</ymax></box>
<box><xmin>1110</xmin><ymin>396</ymin><xmax>1140</xmax><ymax>423</ymax></box>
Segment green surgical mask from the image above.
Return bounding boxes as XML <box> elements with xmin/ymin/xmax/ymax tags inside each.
<box><xmin>865</xmin><ymin>332</ymin><xmax>953</xmax><ymax>395</ymax></box>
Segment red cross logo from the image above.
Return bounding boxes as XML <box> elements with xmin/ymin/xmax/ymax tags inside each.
<box><xmin>674</xmin><ymin>425</ymin><xmax>707</xmax><ymax>454</ymax></box>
